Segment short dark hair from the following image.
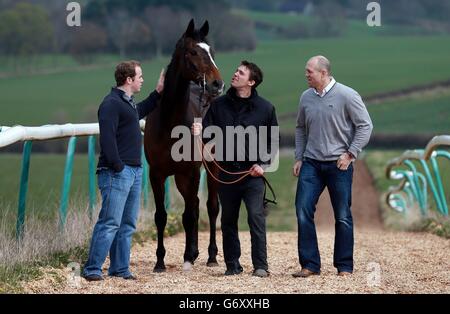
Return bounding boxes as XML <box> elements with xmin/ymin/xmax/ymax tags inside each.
<box><xmin>241</xmin><ymin>60</ymin><xmax>263</xmax><ymax>89</ymax></box>
<box><xmin>115</xmin><ymin>60</ymin><xmax>141</xmax><ymax>86</ymax></box>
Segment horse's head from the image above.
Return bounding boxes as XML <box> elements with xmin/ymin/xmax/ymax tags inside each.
<box><xmin>177</xmin><ymin>19</ymin><xmax>224</xmax><ymax>96</ymax></box>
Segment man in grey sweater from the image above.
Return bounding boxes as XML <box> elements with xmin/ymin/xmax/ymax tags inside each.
<box><xmin>292</xmin><ymin>56</ymin><xmax>373</xmax><ymax>278</ymax></box>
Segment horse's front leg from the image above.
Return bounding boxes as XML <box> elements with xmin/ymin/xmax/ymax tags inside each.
<box><xmin>174</xmin><ymin>170</ymin><xmax>200</xmax><ymax>271</ymax></box>
<box><xmin>150</xmin><ymin>173</ymin><xmax>168</xmax><ymax>272</ymax></box>
<box><xmin>206</xmin><ymin>163</ymin><xmax>220</xmax><ymax>266</ymax></box>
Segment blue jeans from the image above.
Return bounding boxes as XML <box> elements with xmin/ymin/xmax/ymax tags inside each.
<box><xmin>295</xmin><ymin>158</ymin><xmax>354</xmax><ymax>273</ymax></box>
<box><xmin>83</xmin><ymin>165</ymin><xmax>142</xmax><ymax>278</ymax></box>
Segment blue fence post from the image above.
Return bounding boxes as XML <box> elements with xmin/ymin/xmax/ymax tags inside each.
<box><xmin>88</xmin><ymin>135</ymin><xmax>96</xmax><ymax>220</ymax></box>
<box><xmin>164</xmin><ymin>178</ymin><xmax>170</xmax><ymax>211</ymax></box>
<box><xmin>199</xmin><ymin>168</ymin><xmax>207</xmax><ymax>193</ymax></box>
<box><xmin>16</xmin><ymin>141</ymin><xmax>33</xmax><ymax>240</ymax></box>
<box><xmin>418</xmin><ymin>159</ymin><xmax>445</xmax><ymax>215</ymax></box>
<box><xmin>404</xmin><ymin>160</ymin><xmax>426</xmax><ymax>211</ymax></box>
<box><xmin>435</xmin><ymin>151</ymin><xmax>450</xmax><ymax>215</ymax></box>
<box><xmin>59</xmin><ymin>136</ymin><xmax>77</xmax><ymax>231</ymax></box>
<box><xmin>430</xmin><ymin>154</ymin><xmax>448</xmax><ymax>215</ymax></box>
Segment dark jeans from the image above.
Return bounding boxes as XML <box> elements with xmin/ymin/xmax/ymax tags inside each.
<box><xmin>218</xmin><ymin>176</ymin><xmax>268</xmax><ymax>271</ymax></box>
<box><xmin>295</xmin><ymin>158</ymin><xmax>354</xmax><ymax>273</ymax></box>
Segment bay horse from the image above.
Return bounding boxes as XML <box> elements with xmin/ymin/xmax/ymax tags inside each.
<box><xmin>144</xmin><ymin>19</ymin><xmax>224</xmax><ymax>272</ymax></box>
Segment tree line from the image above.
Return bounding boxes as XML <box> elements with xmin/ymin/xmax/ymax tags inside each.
<box><xmin>1</xmin><ymin>0</ymin><xmax>449</xmax><ymax>72</ymax></box>
<box><xmin>0</xmin><ymin>0</ymin><xmax>256</xmax><ymax>69</ymax></box>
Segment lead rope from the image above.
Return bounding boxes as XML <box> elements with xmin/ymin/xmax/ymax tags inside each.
<box><xmin>195</xmin><ymin>136</ymin><xmax>251</xmax><ymax>184</ymax></box>
<box><xmin>191</xmin><ymin>77</ymin><xmax>278</xmax><ymax>207</ymax></box>
<box><xmin>197</xmin><ymin>136</ymin><xmax>276</xmax><ymax>206</ymax></box>
<box><xmin>190</xmin><ymin>79</ymin><xmax>251</xmax><ymax>184</ymax></box>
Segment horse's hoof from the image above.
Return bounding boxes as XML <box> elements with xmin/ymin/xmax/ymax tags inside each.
<box><xmin>153</xmin><ymin>266</ymin><xmax>166</xmax><ymax>273</ymax></box>
<box><xmin>206</xmin><ymin>261</ymin><xmax>219</xmax><ymax>267</ymax></box>
<box><xmin>183</xmin><ymin>262</ymin><xmax>193</xmax><ymax>272</ymax></box>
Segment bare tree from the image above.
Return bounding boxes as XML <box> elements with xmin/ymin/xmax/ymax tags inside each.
<box><xmin>106</xmin><ymin>10</ymin><xmax>151</xmax><ymax>58</ymax></box>
<box><xmin>69</xmin><ymin>22</ymin><xmax>108</xmax><ymax>64</ymax></box>
<box><xmin>143</xmin><ymin>6</ymin><xmax>191</xmax><ymax>57</ymax></box>
<box><xmin>313</xmin><ymin>1</ymin><xmax>347</xmax><ymax>37</ymax></box>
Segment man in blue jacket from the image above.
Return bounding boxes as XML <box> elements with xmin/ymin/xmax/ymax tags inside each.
<box><xmin>82</xmin><ymin>61</ymin><xmax>164</xmax><ymax>281</ymax></box>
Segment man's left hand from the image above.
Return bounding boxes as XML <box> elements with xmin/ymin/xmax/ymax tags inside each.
<box><xmin>250</xmin><ymin>164</ymin><xmax>264</xmax><ymax>177</ymax></box>
<box><xmin>336</xmin><ymin>152</ymin><xmax>354</xmax><ymax>171</ymax></box>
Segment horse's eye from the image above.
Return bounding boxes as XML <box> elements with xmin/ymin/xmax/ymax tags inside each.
<box><xmin>190</xmin><ymin>50</ymin><xmax>198</xmax><ymax>56</ymax></box>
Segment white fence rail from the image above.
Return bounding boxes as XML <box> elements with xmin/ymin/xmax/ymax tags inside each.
<box><xmin>0</xmin><ymin>120</ymin><xmax>146</xmax><ymax>147</ymax></box>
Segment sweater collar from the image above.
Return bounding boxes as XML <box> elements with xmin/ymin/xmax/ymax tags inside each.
<box><xmin>112</xmin><ymin>87</ymin><xmax>136</xmax><ymax>108</ymax></box>
<box><xmin>313</xmin><ymin>77</ymin><xmax>336</xmax><ymax>98</ymax></box>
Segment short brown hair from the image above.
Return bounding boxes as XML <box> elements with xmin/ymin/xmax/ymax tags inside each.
<box><xmin>241</xmin><ymin>60</ymin><xmax>263</xmax><ymax>89</ymax></box>
<box><xmin>115</xmin><ymin>60</ymin><xmax>141</xmax><ymax>86</ymax></box>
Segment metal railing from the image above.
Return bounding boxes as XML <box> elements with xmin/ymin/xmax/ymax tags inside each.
<box><xmin>385</xmin><ymin>135</ymin><xmax>450</xmax><ymax>216</ymax></box>
<box><xmin>0</xmin><ymin>121</ymin><xmax>203</xmax><ymax>239</ymax></box>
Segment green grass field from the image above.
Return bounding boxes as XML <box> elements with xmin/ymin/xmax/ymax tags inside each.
<box><xmin>1</xmin><ymin>9</ymin><xmax>450</xmax><ymax>234</ymax></box>
<box><xmin>0</xmin><ymin>153</ymin><xmax>298</xmax><ymax>231</ymax></box>
<box><xmin>2</xmin><ymin>36</ymin><xmax>450</xmax><ymax>126</ymax></box>
<box><xmin>0</xmin><ymin>153</ymin><xmax>91</xmax><ymax>220</ymax></box>
<box><xmin>281</xmin><ymin>88</ymin><xmax>450</xmax><ymax>134</ymax></box>
<box><xmin>234</xmin><ymin>9</ymin><xmax>427</xmax><ymax>39</ymax></box>
<box><xmin>1</xmin><ymin>152</ymin><xmax>447</xmax><ymax>232</ymax></box>
<box><xmin>0</xmin><ymin>153</ymin><xmax>298</xmax><ymax>232</ymax></box>
<box><xmin>368</xmin><ymin>90</ymin><xmax>450</xmax><ymax>134</ymax></box>
<box><xmin>0</xmin><ymin>54</ymin><xmax>120</xmax><ymax>77</ymax></box>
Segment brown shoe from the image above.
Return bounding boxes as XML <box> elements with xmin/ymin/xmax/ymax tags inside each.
<box><xmin>337</xmin><ymin>271</ymin><xmax>352</xmax><ymax>277</ymax></box>
<box><xmin>292</xmin><ymin>268</ymin><xmax>320</xmax><ymax>278</ymax></box>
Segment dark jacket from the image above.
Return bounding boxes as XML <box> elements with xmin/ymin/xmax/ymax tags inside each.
<box><xmin>203</xmin><ymin>87</ymin><xmax>279</xmax><ymax>172</ymax></box>
<box><xmin>97</xmin><ymin>87</ymin><xmax>160</xmax><ymax>172</ymax></box>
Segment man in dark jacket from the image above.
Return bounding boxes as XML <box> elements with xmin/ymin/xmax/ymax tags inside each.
<box><xmin>192</xmin><ymin>61</ymin><xmax>279</xmax><ymax>278</ymax></box>
<box><xmin>82</xmin><ymin>61</ymin><xmax>164</xmax><ymax>281</ymax></box>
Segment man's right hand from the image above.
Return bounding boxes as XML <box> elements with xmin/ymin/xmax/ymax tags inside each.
<box><xmin>155</xmin><ymin>68</ymin><xmax>165</xmax><ymax>94</ymax></box>
<box><xmin>191</xmin><ymin>122</ymin><xmax>202</xmax><ymax>136</ymax></box>
<box><xmin>293</xmin><ymin>160</ymin><xmax>302</xmax><ymax>177</ymax></box>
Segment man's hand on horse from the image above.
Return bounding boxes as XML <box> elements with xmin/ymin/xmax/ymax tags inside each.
<box><xmin>250</xmin><ymin>164</ymin><xmax>264</xmax><ymax>177</ymax></box>
<box><xmin>191</xmin><ymin>122</ymin><xmax>203</xmax><ymax>136</ymax></box>
<box><xmin>155</xmin><ymin>68</ymin><xmax>165</xmax><ymax>94</ymax></box>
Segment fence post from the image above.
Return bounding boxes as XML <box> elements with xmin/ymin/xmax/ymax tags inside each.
<box><xmin>164</xmin><ymin>178</ymin><xmax>170</xmax><ymax>211</ymax></box>
<box><xmin>435</xmin><ymin>151</ymin><xmax>450</xmax><ymax>215</ymax></box>
<box><xmin>403</xmin><ymin>160</ymin><xmax>426</xmax><ymax>211</ymax></box>
<box><xmin>418</xmin><ymin>159</ymin><xmax>445</xmax><ymax>215</ymax></box>
<box><xmin>199</xmin><ymin>168</ymin><xmax>206</xmax><ymax>193</ymax></box>
<box><xmin>59</xmin><ymin>136</ymin><xmax>77</xmax><ymax>230</ymax></box>
<box><xmin>430</xmin><ymin>154</ymin><xmax>448</xmax><ymax>215</ymax></box>
<box><xmin>88</xmin><ymin>136</ymin><xmax>96</xmax><ymax>219</ymax></box>
<box><xmin>16</xmin><ymin>141</ymin><xmax>33</xmax><ymax>240</ymax></box>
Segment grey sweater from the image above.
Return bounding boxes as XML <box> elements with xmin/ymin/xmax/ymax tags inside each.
<box><xmin>295</xmin><ymin>82</ymin><xmax>373</xmax><ymax>161</ymax></box>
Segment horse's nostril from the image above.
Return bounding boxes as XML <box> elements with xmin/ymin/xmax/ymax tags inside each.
<box><xmin>212</xmin><ymin>80</ymin><xmax>222</xmax><ymax>88</ymax></box>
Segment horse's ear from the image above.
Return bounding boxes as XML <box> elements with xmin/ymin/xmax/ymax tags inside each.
<box><xmin>185</xmin><ymin>19</ymin><xmax>195</xmax><ymax>38</ymax></box>
<box><xmin>199</xmin><ymin>21</ymin><xmax>209</xmax><ymax>38</ymax></box>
